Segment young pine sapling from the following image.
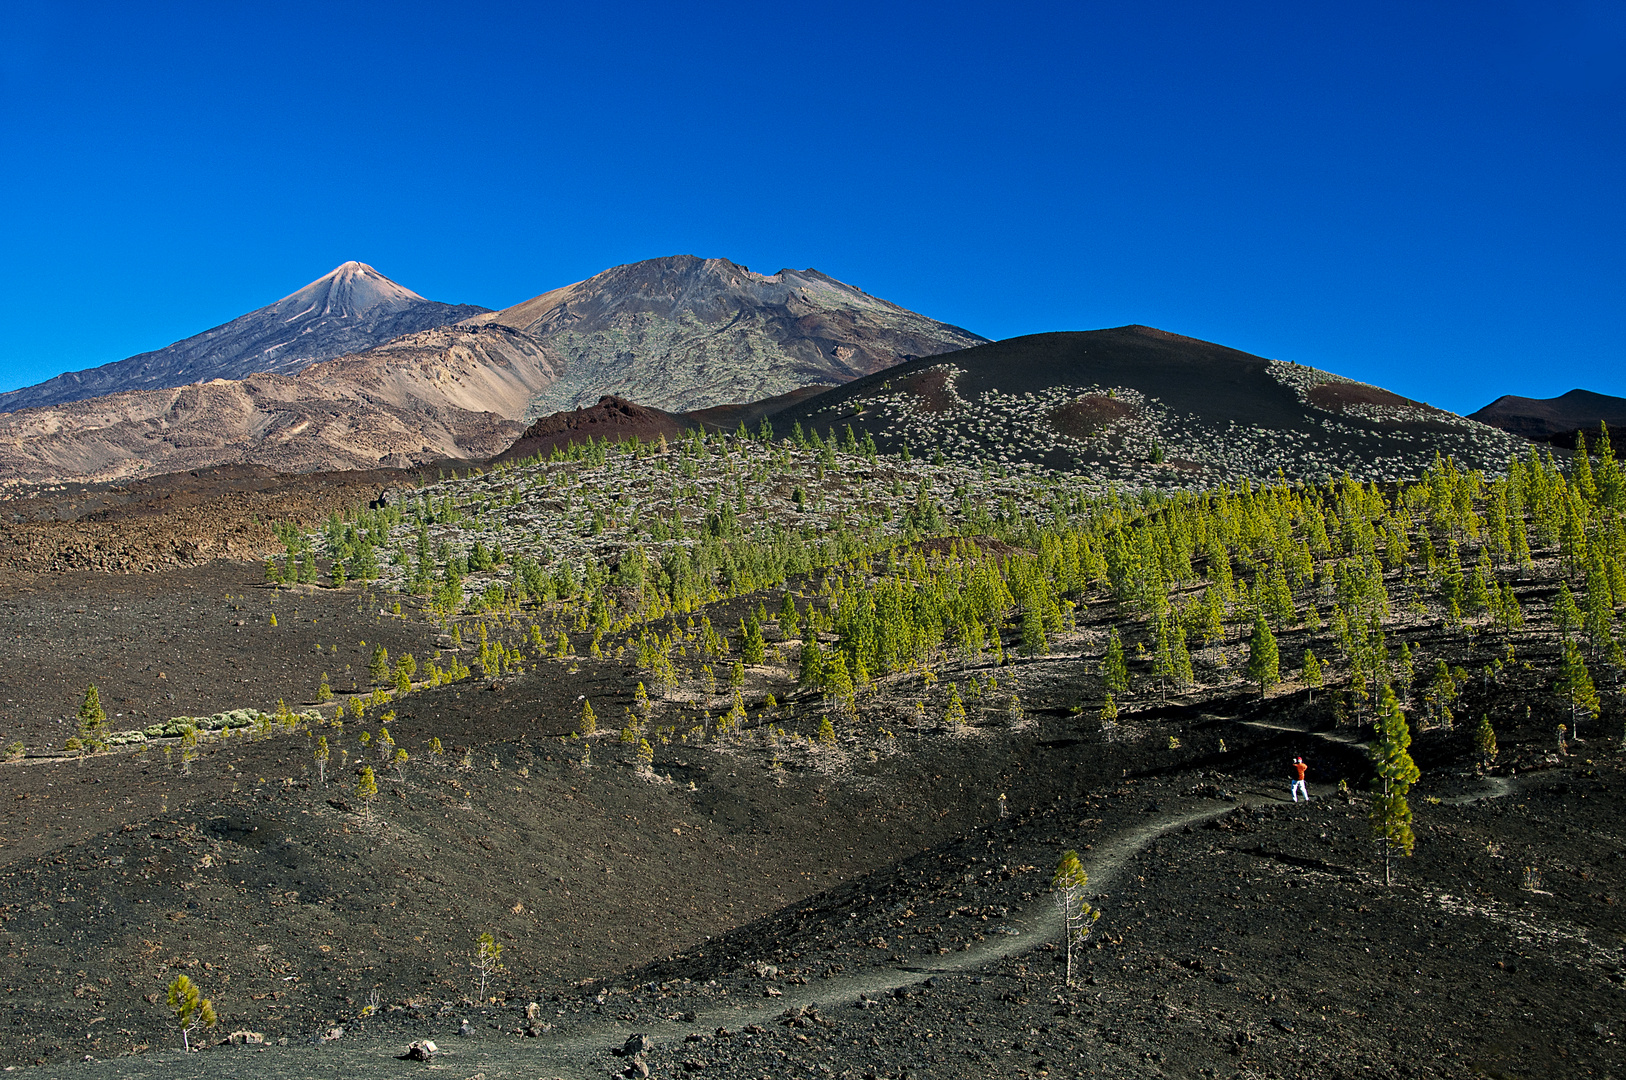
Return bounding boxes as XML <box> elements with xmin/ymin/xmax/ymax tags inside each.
<box><xmin>1051</xmin><ymin>849</ymin><xmax>1101</xmax><ymax>987</ymax></box>
<box><xmin>473</xmin><ymin>931</ymin><xmax>506</xmax><ymax>999</ymax></box>
<box><xmin>356</xmin><ymin>765</ymin><xmax>379</xmax><ymax>819</ymax></box>
<box><xmin>166</xmin><ymin>973</ymin><xmax>217</xmax><ymax>1051</ymax></box>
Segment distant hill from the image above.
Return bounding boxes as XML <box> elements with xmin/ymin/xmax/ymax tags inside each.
<box><xmin>0</xmin><ymin>262</ymin><xmax>490</xmax><ymax>413</ymax></box>
<box><xmin>466</xmin><ymin>255</ymin><xmax>986</xmax><ymax>416</ymax></box>
<box><xmin>1468</xmin><ymin>389</ymin><xmax>1626</xmax><ymax>449</ymax></box>
<box><xmin>763</xmin><ymin>326</ymin><xmax>1529</xmax><ymax>486</ymax></box>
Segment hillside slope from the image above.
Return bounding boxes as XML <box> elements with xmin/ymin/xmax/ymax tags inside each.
<box><xmin>0</xmin><ymin>324</ymin><xmax>553</xmax><ymax>485</ymax></box>
<box><xmin>768</xmin><ymin>326</ymin><xmax>1530</xmax><ymax>485</ymax></box>
<box><xmin>0</xmin><ymin>262</ymin><xmax>489</xmax><ymax>413</ymax></box>
<box><xmin>468</xmin><ymin>255</ymin><xmax>987</xmax><ymax>415</ymax></box>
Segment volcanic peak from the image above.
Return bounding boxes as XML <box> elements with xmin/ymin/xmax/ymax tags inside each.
<box><xmin>0</xmin><ymin>262</ymin><xmax>489</xmax><ymax>414</ymax></box>
<box><xmin>269</xmin><ymin>260</ymin><xmax>428</xmax><ymax>320</ymax></box>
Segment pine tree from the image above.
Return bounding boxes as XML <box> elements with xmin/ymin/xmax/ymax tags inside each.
<box><xmin>799</xmin><ymin>626</ymin><xmax>825</xmax><ymax>687</ymax></box>
<box><xmin>1051</xmin><ymin>849</ymin><xmax>1101</xmax><ymax>987</ymax></box>
<box><xmin>1595</xmin><ymin>422</ymin><xmax>1623</xmax><ymax>509</ymax></box>
<box><xmin>1152</xmin><ymin>617</ymin><xmax>1177</xmax><ymax>701</ymax></box>
<box><xmin>817</xmin><ymin>715</ymin><xmax>838</xmax><ymax>745</ymax></box>
<box><xmin>1172</xmin><ymin>620</ymin><xmax>1195</xmax><ymax>688</ymax></box>
<box><xmin>1556</xmin><ymin>638</ymin><xmax>1600</xmax><ymax>738</ymax></box>
<box><xmin>580</xmin><ymin>698</ymin><xmax>598</xmax><ymax>736</ymax></box>
<box><xmin>473</xmin><ymin>931</ymin><xmax>506</xmax><ymax>999</ymax></box>
<box><xmin>76</xmin><ymin>685</ymin><xmax>109</xmax><ymax>753</ymax></box>
<box><xmin>1553</xmin><ymin>583</ymin><xmax>1582</xmax><ymax>640</ymax></box>
<box><xmin>1099</xmin><ymin>693</ymin><xmax>1118</xmax><ymax>726</ymax></box>
<box><xmin>166</xmin><ymin>973</ymin><xmax>217</xmax><ymax>1051</ymax></box>
<box><xmin>369</xmin><ymin>644</ymin><xmax>390</xmax><ymax>684</ymax></box>
<box><xmin>1369</xmin><ymin>684</ymin><xmax>1420</xmax><ymax>885</ymax></box>
<box><xmin>1474</xmin><ymin>712</ymin><xmax>1498</xmax><ymax>772</ymax></box>
<box><xmin>1020</xmin><ymin>604</ymin><xmax>1048</xmax><ymax>657</ymax></box>
<box><xmin>356</xmin><ymin>765</ymin><xmax>379</xmax><ymax>819</ymax></box>
<box><xmin>1496</xmin><ymin>582</ymin><xmax>1525</xmax><ymax>632</ymax></box>
<box><xmin>740</xmin><ymin>618</ymin><xmax>766</xmax><ymax>665</ymax></box>
<box><xmin>779</xmin><ymin>593</ymin><xmax>801</xmax><ymax>638</ymax></box>
<box><xmin>944</xmin><ymin>684</ymin><xmax>967</xmax><ymax>728</ymax></box>
<box><xmin>1302</xmin><ymin>649</ymin><xmax>1323</xmax><ymax>701</ymax></box>
<box><xmin>1583</xmin><ymin>573</ymin><xmax>1615</xmax><ymax>657</ymax></box>
<box><xmin>1102</xmin><ymin>628</ymin><xmax>1129</xmax><ymax>694</ymax></box>
<box><xmin>314</xmin><ymin>735</ymin><xmax>329</xmax><ymax>785</ymax></box>
<box><xmin>1246</xmin><ymin>613</ymin><xmax>1280</xmax><ymax>699</ymax></box>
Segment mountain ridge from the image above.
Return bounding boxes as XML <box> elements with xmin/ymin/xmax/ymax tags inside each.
<box><xmin>1468</xmin><ymin>388</ymin><xmax>1626</xmax><ymax>447</ymax></box>
<box><xmin>0</xmin><ymin>262</ymin><xmax>490</xmax><ymax>413</ymax></box>
<box><xmin>468</xmin><ymin>254</ymin><xmax>988</xmax><ymax>415</ymax></box>
<box><xmin>0</xmin><ymin>255</ymin><xmax>982</xmax><ymax>485</ymax></box>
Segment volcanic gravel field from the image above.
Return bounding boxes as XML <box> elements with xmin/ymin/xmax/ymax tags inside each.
<box><xmin>0</xmin><ymin>555</ymin><xmax>1621</xmax><ymax>1079</ymax></box>
<box><xmin>3</xmin><ymin>440</ymin><xmax>1626</xmax><ymax>1080</ymax></box>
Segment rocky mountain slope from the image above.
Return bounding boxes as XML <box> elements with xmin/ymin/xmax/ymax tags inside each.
<box><xmin>0</xmin><ymin>323</ymin><xmax>555</xmax><ymax>486</ymax></box>
<box><xmin>468</xmin><ymin>255</ymin><xmax>988</xmax><ymax>415</ymax></box>
<box><xmin>1469</xmin><ymin>387</ymin><xmax>1626</xmax><ymax>448</ymax></box>
<box><xmin>767</xmin><ymin>325</ymin><xmax>1532</xmax><ymax>485</ymax></box>
<box><xmin>0</xmin><ymin>256</ymin><xmax>985</xmax><ymax>484</ymax></box>
<box><xmin>0</xmin><ymin>262</ymin><xmax>489</xmax><ymax>413</ymax></box>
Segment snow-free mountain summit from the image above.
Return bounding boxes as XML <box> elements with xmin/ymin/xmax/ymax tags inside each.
<box><xmin>472</xmin><ymin>255</ymin><xmax>989</xmax><ymax>415</ymax></box>
<box><xmin>0</xmin><ymin>262</ymin><xmax>489</xmax><ymax>413</ymax></box>
<box><xmin>0</xmin><ymin>256</ymin><xmax>987</xmax><ymax>484</ymax></box>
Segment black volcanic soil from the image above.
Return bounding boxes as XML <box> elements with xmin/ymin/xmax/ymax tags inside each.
<box><xmin>1050</xmin><ymin>393</ymin><xmax>1138</xmax><ymax>438</ymax></box>
<box><xmin>0</xmin><ymin>553</ymin><xmax>1622</xmax><ymax>1077</ymax></box>
<box><xmin>766</xmin><ymin>326</ymin><xmax>1496</xmax><ymax>475</ymax></box>
<box><xmin>1305</xmin><ymin>380</ymin><xmax>1435</xmax><ymax>417</ymax></box>
<box><xmin>774</xmin><ymin>327</ymin><xmax>1308</xmax><ymax>432</ymax></box>
<box><xmin>0</xmin><ymin>565</ymin><xmax>441</xmax><ymax>756</ymax></box>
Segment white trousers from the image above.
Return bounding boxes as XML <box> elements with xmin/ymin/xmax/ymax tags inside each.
<box><xmin>1291</xmin><ymin>779</ymin><xmax>1308</xmax><ymax>802</ymax></box>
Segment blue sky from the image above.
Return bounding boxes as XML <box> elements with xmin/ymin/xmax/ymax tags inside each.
<box><xmin>1</xmin><ymin>1</ymin><xmax>1622</xmax><ymax>414</ymax></box>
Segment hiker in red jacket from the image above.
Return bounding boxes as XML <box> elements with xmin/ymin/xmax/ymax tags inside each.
<box><xmin>1290</xmin><ymin>757</ymin><xmax>1309</xmax><ymax>803</ymax></box>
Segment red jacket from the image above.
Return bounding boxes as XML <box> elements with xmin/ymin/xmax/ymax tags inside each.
<box><xmin>1292</xmin><ymin>761</ymin><xmax>1307</xmax><ymax>781</ymax></box>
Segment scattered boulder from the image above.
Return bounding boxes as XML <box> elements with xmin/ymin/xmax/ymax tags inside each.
<box><xmin>458</xmin><ymin>1018</ymin><xmax>474</xmax><ymax>1037</ymax></box>
<box><xmin>778</xmin><ymin>1005</ymin><xmax>834</xmax><ymax>1029</ymax></box>
<box><xmin>320</xmin><ymin>1026</ymin><xmax>344</xmax><ymax>1042</ymax></box>
<box><xmin>624</xmin><ymin>1054</ymin><xmax>651</xmax><ymax>1078</ymax></box>
<box><xmin>225</xmin><ymin>1029</ymin><xmax>264</xmax><ymax>1045</ymax></box>
<box><xmin>618</xmin><ymin>1033</ymin><xmax>653</xmax><ymax>1057</ymax></box>
<box><xmin>403</xmin><ymin>1039</ymin><xmax>437</xmax><ymax>1061</ymax></box>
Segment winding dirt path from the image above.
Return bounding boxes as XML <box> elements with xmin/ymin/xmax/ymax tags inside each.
<box><xmin>59</xmin><ymin>757</ymin><xmax>1526</xmax><ymax>1078</ymax></box>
